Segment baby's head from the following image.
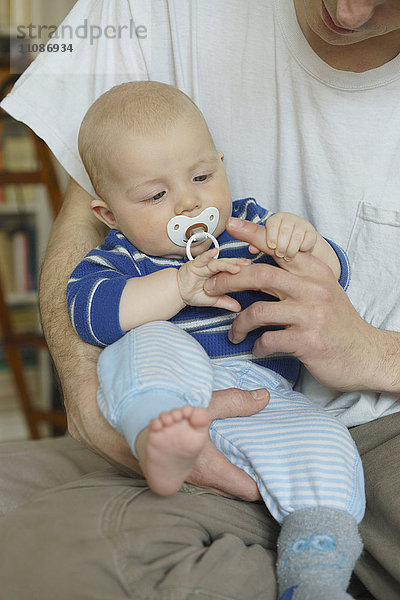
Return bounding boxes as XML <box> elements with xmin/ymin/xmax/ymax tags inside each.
<box><xmin>78</xmin><ymin>81</ymin><xmax>232</xmax><ymax>258</ymax></box>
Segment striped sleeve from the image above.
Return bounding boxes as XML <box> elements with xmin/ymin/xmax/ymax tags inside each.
<box><xmin>323</xmin><ymin>238</ymin><xmax>351</xmax><ymax>291</ymax></box>
<box><xmin>67</xmin><ymin>234</ymin><xmax>140</xmax><ymax>346</ymax></box>
<box><xmin>232</xmin><ymin>197</ymin><xmax>273</xmax><ymax>224</ymax></box>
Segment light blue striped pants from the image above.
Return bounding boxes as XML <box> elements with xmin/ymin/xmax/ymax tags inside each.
<box><xmin>97</xmin><ymin>321</ymin><xmax>365</xmax><ymax>524</ymax></box>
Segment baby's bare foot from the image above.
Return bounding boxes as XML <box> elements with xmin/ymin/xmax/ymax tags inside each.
<box><xmin>136</xmin><ymin>406</ymin><xmax>209</xmax><ymax>496</ymax></box>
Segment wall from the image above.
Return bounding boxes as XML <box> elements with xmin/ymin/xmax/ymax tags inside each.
<box><xmin>1</xmin><ymin>1</ymin><xmax>77</xmax><ymax>35</ymax></box>
<box><xmin>30</xmin><ymin>0</ymin><xmax>78</xmax><ymax>37</ymax></box>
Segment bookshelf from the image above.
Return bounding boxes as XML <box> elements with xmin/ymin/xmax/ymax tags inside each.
<box><xmin>0</xmin><ymin>70</ymin><xmax>66</xmax><ymax>438</ymax></box>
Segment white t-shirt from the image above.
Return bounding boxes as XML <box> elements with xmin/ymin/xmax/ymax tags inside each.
<box><xmin>3</xmin><ymin>0</ymin><xmax>400</xmax><ymax>426</ymax></box>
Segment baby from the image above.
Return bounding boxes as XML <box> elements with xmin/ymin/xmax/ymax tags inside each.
<box><xmin>68</xmin><ymin>81</ymin><xmax>364</xmax><ymax>600</ymax></box>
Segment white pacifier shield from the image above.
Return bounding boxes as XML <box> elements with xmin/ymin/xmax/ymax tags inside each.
<box><xmin>167</xmin><ymin>207</ymin><xmax>219</xmax><ymax>247</ymax></box>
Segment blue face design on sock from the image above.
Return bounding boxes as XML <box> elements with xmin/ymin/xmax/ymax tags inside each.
<box><xmin>283</xmin><ymin>534</ymin><xmax>345</xmax><ymax>571</ymax></box>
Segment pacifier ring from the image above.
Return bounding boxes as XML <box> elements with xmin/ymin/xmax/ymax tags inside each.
<box><xmin>186</xmin><ymin>231</ymin><xmax>220</xmax><ymax>260</ymax></box>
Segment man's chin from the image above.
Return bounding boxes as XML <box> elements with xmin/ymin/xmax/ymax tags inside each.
<box><xmin>314</xmin><ymin>28</ymin><xmax>381</xmax><ymax>46</ymax></box>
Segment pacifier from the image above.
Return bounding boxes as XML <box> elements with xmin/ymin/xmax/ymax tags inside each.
<box><xmin>167</xmin><ymin>207</ymin><xmax>220</xmax><ymax>260</ymax></box>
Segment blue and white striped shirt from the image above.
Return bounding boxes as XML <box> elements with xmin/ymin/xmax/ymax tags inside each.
<box><xmin>67</xmin><ymin>198</ymin><xmax>350</xmax><ymax>384</ymax></box>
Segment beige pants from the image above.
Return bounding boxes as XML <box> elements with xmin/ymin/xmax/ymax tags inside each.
<box><xmin>0</xmin><ymin>413</ymin><xmax>399</xmax><ymax>600</ymax></box>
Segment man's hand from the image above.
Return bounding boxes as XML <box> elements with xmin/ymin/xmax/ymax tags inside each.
<box><xmin>187</xmin><ymin>387</ymin><xmax>269</xmax><ymax>501</ymax></box>
<box><xmin>204</xmin><ymin>217</ymin><xmax>383</xmax><ymax>393</ymax></box>
<box><xmin>70</xmin><ymin>376</ymin><xmax>268</xmax><ymax>501</ymax></box>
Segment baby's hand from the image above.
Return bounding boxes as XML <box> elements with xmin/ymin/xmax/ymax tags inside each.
<box><xmin>249</xmin><ymin>212</ymin><xmax>318</xmax><ymax>261</ymax></box>
<box><xmin>177</xmin><ymin>248</ymin><xmax>251</xmax><ymax>311</ymax></box>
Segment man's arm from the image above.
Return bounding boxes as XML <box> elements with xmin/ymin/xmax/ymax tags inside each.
<box><xmin>204</xmin><ymin>217</ymin><xmax>400</xmax><ymax>394</ymax></box>
<box><xmin>40</xmin><ymin>178</ymin><xmax>138</xmax><ymax>470</ymax></box>
<box><xmin>40</xmin><ymin>179</ymin><xmax>268</xmax><ymax>498</ymax></box>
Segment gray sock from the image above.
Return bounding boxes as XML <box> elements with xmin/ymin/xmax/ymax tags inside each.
<box><xmin>276</xmin><ymin>507</ymin><xmax>363</xmax><ymax>600</ymax></box>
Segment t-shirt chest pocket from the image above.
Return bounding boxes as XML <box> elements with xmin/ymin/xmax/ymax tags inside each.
<box><xmin>345</xmin><ymin>202</ymin><xmax>400</xmax><ymax>330</ymax></box>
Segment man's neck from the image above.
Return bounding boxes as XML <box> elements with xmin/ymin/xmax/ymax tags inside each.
<box><xmin>293</xmin><ymin>0</ymin><xmax>400</xmax><ymax>72</ymax></box>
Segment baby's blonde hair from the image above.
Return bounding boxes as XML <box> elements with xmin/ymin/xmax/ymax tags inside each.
<box><xmin>78</xmin><ymin>81</ymin><xmax>214</xmax><ymax>200</ymax></box>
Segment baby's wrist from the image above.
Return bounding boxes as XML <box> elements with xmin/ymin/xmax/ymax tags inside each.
<box><xmin>176</xmin><ymin>266</ymin><xmax>190</xmax><ymax>306</ymax></box>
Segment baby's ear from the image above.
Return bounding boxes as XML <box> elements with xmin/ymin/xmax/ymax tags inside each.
<box><xmin>91</xmin><ymin>199</ymin><xmax>117</xmax><ymax>229</ymax></box>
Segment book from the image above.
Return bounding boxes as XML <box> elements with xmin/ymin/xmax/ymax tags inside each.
<box><xmin>0</xmin><ymin>228</ymin><xmax>14</xmax><ymax>294</ymax></box>
<box><xmin>13</xmin><ymin>228</ymin><xmax>32</xmax><ymax>292</ymax></box>
<box><xmin>1</xmin><ymin>119</ymin><xmax>38</xmax><ymax>205</ymax></box>
<box><xmin>0</xmin><ymin>217</ymin><xmax>38</xmax><ymax>296</ymax></box>
<box><xmin>10</xmin><ymin>303</ymin><xmax>40</xmax><ymax>333</ymax></box>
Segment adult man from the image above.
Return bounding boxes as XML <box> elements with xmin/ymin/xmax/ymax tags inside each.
<box><xmin>0</xmin><ymin>1</ymin><xmax>399</xmax><ymax>598</ymax></box>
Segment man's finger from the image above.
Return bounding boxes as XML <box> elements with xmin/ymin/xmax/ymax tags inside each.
<box><xmin>204</xmin><ymin>262</ymin><xmax>289</xmax><ymax>298</ymax></box>
<box><xmin>252</xmin><ymin>328</ymin><xmax>298</xmax><ymax>359</ymax></box>
<box><xmin>227</xmin><ymin>218</ymin><xmax>325</xmax><ymax>274</ymax></box>
<box><xmin>227</xmin><ymin>217</ymin><xmax>272</xmax><ymax>251</ymax></box>
<box><xmin>227</xmin><ymin>300</ymin><xmax>296</xmax><ymax>344</ymax></box>
<box><xmin>204</xmin><ymin>251</ymin><xmax>328</xmax><ymax>300</ymax></box>
<box><xmin>208</xmin><ymin>387</ymin><xmax>269</xmax><ymax>422</ymax></box>
<box><xmin>212</xmin><ymin>295</ymin><xmax>242</xmax><ymax>312</ymax></box>
<box><xmin>188</xmin><ymin>438</ymin><xmax>262</xmax><ymax>501</ymax></box>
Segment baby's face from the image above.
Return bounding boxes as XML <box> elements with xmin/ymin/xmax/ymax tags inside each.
<box><xmin>100</xmin><ymin>116</ymin><xmax>232</xmax><ymax>258</ymax></box>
